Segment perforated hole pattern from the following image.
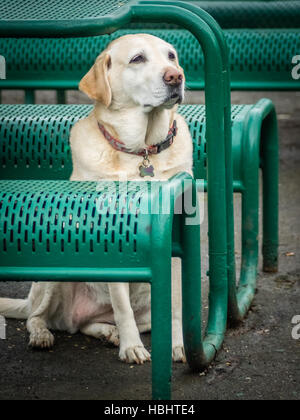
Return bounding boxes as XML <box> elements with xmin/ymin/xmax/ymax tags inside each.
<box><xmin>1</xmin><ymin>1</ymin><xmax>299</xmax><ymax>27</ymax></box>
<box><xmin>0</xmin><ymin>104</ymin><xmax>252</xmax><ymax>264</ymax></box>
<box><xmin>0</xmin><ymin>179</ymin><xmax>150</xmax><ymax>265</ymax></box>
<box><xmin>0</xmin><ymin>29</ymin><xmax>298</xmax><ymax>81</ymax></box>
<box><xmin>0</xmin><ymin>0</ymin><xmax>132</xmax><ymax>20</ymax></box>
<box><xmin>191</xmin><ymin>1</ymin><xmax>300</xmax><ymax>29</ymax></box>
<box><xmin>0</xmin><ymin>104</ymin><xmax>251</xmax><ymax>181</ymax></box>
<box><xmin>0</xmin><ymin>105</ymin><xmax>91</xmax><ymax>179</ymax></box>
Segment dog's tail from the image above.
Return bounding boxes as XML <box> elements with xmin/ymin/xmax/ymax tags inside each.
<box><xmin>0</xmin><ymin>298</ymin><xmax>29</xmax><ymax>320</ymax></box>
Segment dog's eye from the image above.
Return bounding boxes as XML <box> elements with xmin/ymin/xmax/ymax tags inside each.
<box><xmin>130</xmin><ymin>54</ymin><xmax>146</xmax><ymax>64</ymax></box>
<box><xmin>168</xmin><ymin>51</ymin><xmax>176</xmax><ymax>61</ymax></box>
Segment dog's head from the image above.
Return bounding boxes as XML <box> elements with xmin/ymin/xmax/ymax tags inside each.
<box><xmin>79</xmin><ymin>34</ymin><xmax>185</xmax><ymax>111</ymax></box>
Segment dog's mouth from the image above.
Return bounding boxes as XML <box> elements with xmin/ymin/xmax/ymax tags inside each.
<box><xmin>143</xmin><ymin>89</ymin><xmax>183</xmax><ymax>110</ymax></box>
<box><xmin>162</xmin><ymin>92</ymin><xmax>183</xmax><ymax>108</ymax></box>
<box><xmin>170</xmin><ymin>92</ymin><xmax>181</xmax><ymax>101</ymax></box>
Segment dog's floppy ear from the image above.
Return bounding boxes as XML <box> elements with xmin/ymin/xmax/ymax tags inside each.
<box><xmin>79</xmin><ymin>53</ymin><xmax>112</xmax><ymax>107</ymax></box>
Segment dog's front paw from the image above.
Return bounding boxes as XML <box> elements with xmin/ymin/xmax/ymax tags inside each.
<box><xmin>29</xmin><ymin>329</ymin><xmax>54</xmax><ymax>349</ymax></box>
<box><xmin>119</xmin><ymin>346</ymin><xmax>151</xmax><ymax>365</ymax></box>
<box><xmin>172</xmin><ymin>346</ymin><xmax>186</xmax><ymax>363</ymax></box>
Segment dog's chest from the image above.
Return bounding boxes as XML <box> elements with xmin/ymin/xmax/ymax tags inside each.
<box><xmin>98</xmin><ymin>149</ymin><xmax>181</xmax><ymax>181</ymax></box>
<box><xmin>69</xmin><ymin>283</ymin><xmax>150</xmax><ymax>329</ymax></box>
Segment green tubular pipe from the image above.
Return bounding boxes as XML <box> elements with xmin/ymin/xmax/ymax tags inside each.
<box><xmin>0</xmin><ymin>81</ymin><xmax>78</xmax><ymax>89</ymax></box>
<box><xmin>0</xmin><ymin>267</ymin><xmax>153</xmax><ymax>282</ymax></box>
<box><xmin>186</xmin><ymin>81</ymin><xmax>300</xmax><ymax>91</ymax></box>
<box><xmin>131</xmin><ymin>4</ymin><xmax>228</xmax><ymax>371</ymax></box>
<box><xmin>151</xmin><ymin>215</ymin><xmax>172</xmax><ymax>400</ymax></box>
<box><xmin>181</xmin><ymin>195</ymin><xmax>227</xmax><ymax>370</ymax></box>
<box><xmin>253</xmin><ymin>99</ymin><xmax>279</xmax><ymax>273</ymax></box>
<box><xmin>56</xmin><ymin>90</ymin><xmax>67</xmax><ymax>104</ymax></box>
<box><xmin>25</xmin><ymin>89</ymin><xmax>35</xmax><ymax>104</ymax></box>
<box><xmin>1</xmin><ymin>76</ymin><xmax>299</xmax><ymax>95</ymax></box>
<box><xmin>228</xmin><ymin>106</ymin><xmax>260</xmax><ymax>322</ymax></box>
<box><xmin>157</xmin><ymin>1</ymin><xmax>274</xmax><ymax>323</ymax></box>
<box><xmin>145</xmin><ymin>0</ymin><xmax>236</xmax><ymax>334</ymax></box>
<box><xmin>228</xmin><ymin>98</ymin><xmax>279</xmax><ymax>322</ymax></box>
<box><xmin>178</xmin><ymin>0</ymin><xmax>237</xmax><ymax>327</ymax></box>
<box><xmin>150</xmin><ymin>172</ymin><xmax>198</xmax><ymax>399</ymax></box>
<box><xmin>199</xmin><ymin>180</ymin><xmax>244</xmax><ymax>193</ymax></box>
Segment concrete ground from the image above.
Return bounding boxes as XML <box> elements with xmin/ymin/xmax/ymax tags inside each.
<box><xmin>0</xmin><ymin>90</ymin><xmax>299</xmax><ymax>400</ymax></box>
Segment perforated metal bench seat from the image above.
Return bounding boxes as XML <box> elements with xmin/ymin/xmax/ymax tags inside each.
<box><xmin>0</xmin><ymin>100</ymin><xmax>279</xmax><ymax>270</ymax></box>
<box><xmin>1</xmin><ymin>0</ymin><xmax>299</xmax><ymax>34</ymax></box>
<box><xmin>1</xmin><ymin>28</ymin><xmax>299</xmax><ymax>98</ymax></box>
<box><xmin>0</xmin><ymin>172</ymin><xmax>202</xmax><ymax>402</ymax></box>
<box><xmin>0</xmin><ymin>177</ymin><xmax>188</xmax><ymax>277</ymax></box>
<box><xmin>0</xmin><ymin>100</ymin><xmax>279</xmax><ymax>274</ymax></box>
<box><xmin>0</xmin><ymin>102</ymin><xmax>274</xmax><ymax>187</ymax></box>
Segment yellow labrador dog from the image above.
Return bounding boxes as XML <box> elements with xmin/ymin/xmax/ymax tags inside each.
<box><xmin>0</xmin><ymin>34</ymin><xmax>193</xmax><ymax>364</ymax></box>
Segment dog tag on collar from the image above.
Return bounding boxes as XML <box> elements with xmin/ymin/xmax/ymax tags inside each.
<box><xmin>139</xmin><ymin>164</ymin><xmax>155</xmax><ymax>177</ymax></box>
<box><xmin>139</xmin><ymin>151</ymin><xmax>155</xmax><ymax>178</ymax></box>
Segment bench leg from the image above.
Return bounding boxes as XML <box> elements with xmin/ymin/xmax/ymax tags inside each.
<box><xmin>56</xmin><ymin>90</ymin><xmax>67</xmax><ymax>104</ymax></box>
<box><xmin>228</xmin><ymin>188</ymin><xmax>259</xmax><ymax>325</ymax></box>
<box><xmin>151</xmin><ymin>258</ymin><xmax>172</xmax><ymax>400</ymax></box>
<box><xmin>261</xmin><ymin>109</ymin><xmax>279</xmax><ymax>273</ymax></box>
<box><xmin>228</xmin><ymin>99</ymin><xmax>279</xmax><ymax>324</ymax></box>
<box><xmin>228</xmin><ymin>113</ymin><xmax>260</xmax><ymax>324</ymax></box>
<box><xmin>182</xmin><ymin>197</ymin><xmax>227</xmax><ymax>371</ymax></box>
<box><xmin>25</xmin><ymin>89</ymin><xmax>35</xmax><ymax>104</ymax></box>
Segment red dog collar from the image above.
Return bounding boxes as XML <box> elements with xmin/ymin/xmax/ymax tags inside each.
<box><xmin>98</xmin><ymin>120</ymin><xmax>177</xmax><ymax>156</ymax></box>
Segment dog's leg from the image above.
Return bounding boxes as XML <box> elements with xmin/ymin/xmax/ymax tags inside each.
<box><xmin>80</xmin><ymin>323</ymin><xmax>120</xmax><ymax>346</ymax></box>
<box><xmin>27</xmin><ymin>316</ymin><xmax>54</xmax><ymax>348</ymax></box>
<box><xmin>108</xmin><ymin>283</ymin><xmax>151</xmax><ymax>364</ymax></box>
<box><xmin>172</xmin><ymin>258</ymin><xmax>186</xmax><ymax>363</ymax></box>
<box><xmin>26</xmin><ymin>283</ymin><xmax>57</xmax><ymax>349</ymax></box>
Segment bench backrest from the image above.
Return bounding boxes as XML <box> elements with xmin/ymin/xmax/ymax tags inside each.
<box><xmin>0</xmin><ymin>104</ymin><xmax>250</xmax><ymax>182</ymax></box>
<box><xmin>1</xmin><ymin>28</ymin><xmax>300</xmax><ymax>97</ymax></box>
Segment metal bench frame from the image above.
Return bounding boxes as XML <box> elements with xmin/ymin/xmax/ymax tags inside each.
<box><xmin>1</xmin><ymin>0</ymin><xmax>300</xmax><ymax>102</ymax></box>
<box><xmin>0</xmin><ymin>1</ymin><xmax>279</xmax><ymax>399</ymax></box>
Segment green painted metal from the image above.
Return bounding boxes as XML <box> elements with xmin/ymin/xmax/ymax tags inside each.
<box><xmin>1</xmin><ymin>28</ymin><xmax>299</xmax><ymax>94</ymax></box>
<box><xmin>153</xmin><ymin>1</ymin><xmax>300</xmax><ymax>28</ymax></box>
<box><xmin>0</xmin><ymin>173</ymin><xmax>197</xmax><ymax>402</ymax></box>
<box><xmin>227</xmin><ymin>99</ymin><xmax>279</xmax><ymax>322</ymax></box>
<box><xmin>0</xmin><ymin>98</ymin><xmax>279</xmax><ymax>349</ymax></box>
<box><xmin>166</xmin><ymin>0</ymin><xmax>278</xmax><ymax>323</ymax></box>
<box><xmin>0</xmin><ymin>172</ymin><xmax>199</xmax><ymax>401</ymax></box>
<box><xmin>0</xmin><ymin>0</ymin><xmax>136</xmax><ymax>38</ymax></box>
<box><xmin>1</xmin><ymin>0</ymin><xmax>299</xmax><ymax>98</ymax></box>
<box><xmin>0</xmin><ymin>0</ymin><xmax>279</xmax><ymax>400</ymax></box>
<box><xmin>1</xmin><ymin>0</ymin><xmax>298</xmax><ymax>36</ymax></box>
<box><xmin>0</xmin><ymin>1</ymin><xmax>228</xmax><ymax>400</ymax></box>
<box><xmin>0</xmin><ymin>103</ymin><xmax>246</xmax><ymax>181</ymax></box>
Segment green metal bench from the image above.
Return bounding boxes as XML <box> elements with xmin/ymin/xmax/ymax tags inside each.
<box><xmin>1</xmin><ymin>27</ymin><xmax>299</xmax><ymax>105</ymax></box>
<box><xmin>1</xmin><ymin>1</ymin><xmax>300</xmax><ymax>103</ymax></box>
<box><xmin>0</xmin><ymin>174</ymin><xmax>201</xmax><ymax>400</ymax></box>
<box><xmin>0</xmin><ymin>99</ymin><xmax>279</xmax><ymax>388</ymax></box>
<box><xmin>0</xmin><ymin>0</ymin><xmax>279</xmax><ymax>399</ymax></box>
<box><xmin>150</xmin><ymin>1</ymin><xmax>300</xmax><ymax>28</ymax></box>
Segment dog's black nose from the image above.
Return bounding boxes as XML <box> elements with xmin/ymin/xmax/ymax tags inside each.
<box><xmin>163</xmin><ymin>67</ymin><xmax>183</xmax><ymax>87</ymax></box>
